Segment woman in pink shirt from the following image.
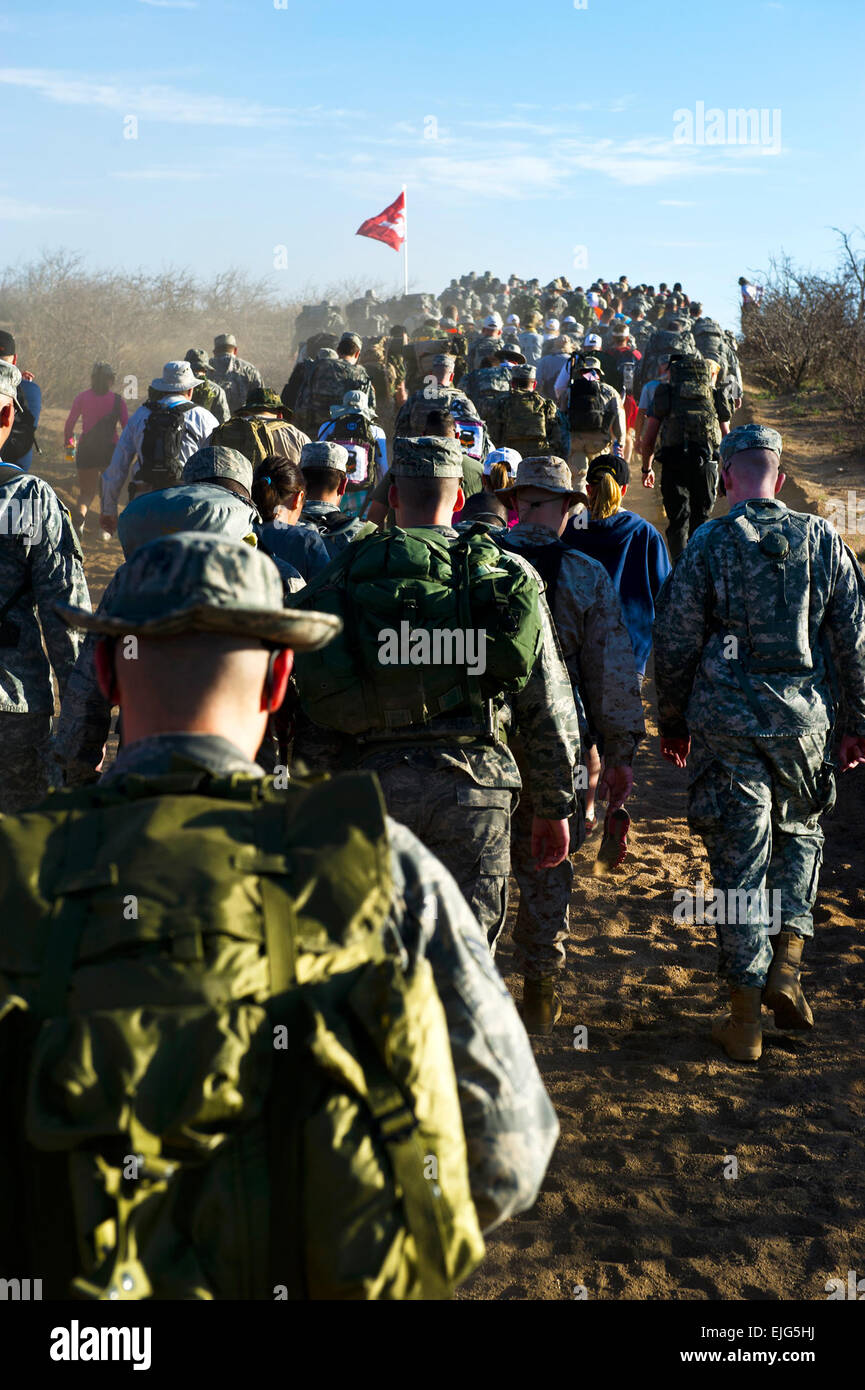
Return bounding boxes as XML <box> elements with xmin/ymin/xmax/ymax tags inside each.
<box><xmin>64</xmin><ymin>362</ymin><xmax>128</xmax><ymax>533</ymax></box>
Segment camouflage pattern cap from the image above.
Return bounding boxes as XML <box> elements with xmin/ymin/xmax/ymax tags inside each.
<box><xmin>182</xmin><ymin>445</ymin><xmax>254</xmax><ymax>491</ymax></box>
<box><xmin>301</xmin><ymin>440</ymin><xmax>350</xmax><ymax>473</ymax></box>
<box><xmin>429</xmin><ymin>353</ymin><xmax>456</xmax><ymax>370</ymax></box>
<box><xmin>497</xmin><ymin>455</ymin><xmax>585</xmax><ymax>504</ymax></box>
<box><xmin>720</xmin><ymin>423</ymin><xmax>783</xmax><ymax>464</ymax></box>
<box><xmin>511</xmin><ymin>364</ymin><xmax>537</xmax><ymax>385</ymax></box>
<box><xmin>55</xmin><ymin>532</ymin><xmax>341</xmax><ymax>650</ymax></box>
<box><xmin>214</xmin><ymin>333</ymin><xmax>237</xmax><ymax>350</ymax></box>
<box><xmin>0</xmin><ymin>360</ymin><xmax>22</xmax><ymax>407</ymax></box>
<box><xmin>338</xmin><ymin>332</ymin><xmax>362</xmax><ymax>353</ymax></box>
<box><xmin>391</xmin><ymin>436</ymin><xmax>465</xmax><ymax>478</ymax></box>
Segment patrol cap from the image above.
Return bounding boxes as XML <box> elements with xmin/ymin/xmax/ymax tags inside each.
<box><xmin>0</xmin><ymin>360</ymin><xmax>22</xmax><ymax>408</ymax></box>
<box><xmin>214</xmin><ymin>333</ymin><xmax>237</xmax><ymax>350</ymax></box>
<box><xmin>182</xmin><ymin>445</ymin><xmax>254</xmax><ymax>491</ymax></box>
<box><xmin>720</xmin><ymin>424</ymin><xmax>783</xmax><ymax>464</ymax></box>
<box><xmin>55</xmin><ymin>532</ymin><xmax>341</xmax><ymax>650</ymax></box>
<box><xmin>511</xmin><ymin>364</ymin><xmax>537</xmax><ymax>385</ymax></box>
<box><xmin>391</xmin><ymin>436</ymin><xmax>464</xmax><ymax>479</ymax></box>
<box><xmin>338</xmin><ymin>332</ymin><xmax>362</xmax><ymax>353</ymax></box>
<box><xmin>497</xmin><ymin>454</ymin><xmax>585</xmax><ymax>505</ymax></box>
<box><xmin>301</xmin><ymin>440</ymin><xmax>350</xmax><ymax>473</ymax></box>
<box><xmin>579</xmin><ymin>356</ymin><xmax>602</xmax><ymax>371</ymax></box>
<box><xmin>429</xmin><ymin>353</ymin><xmax>456</xmax><ymax>370</ymax></box>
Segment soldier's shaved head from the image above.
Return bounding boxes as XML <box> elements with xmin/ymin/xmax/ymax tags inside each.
<box><xmin>721</xmin><ymin>447</ymin><xmax>784</xmax><ymax>505</ymax></box>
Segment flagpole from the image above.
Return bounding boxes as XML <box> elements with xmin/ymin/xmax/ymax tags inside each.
<box><xmin>402</xmin><ymin>184</ymin><xmax>408</xmax><ymax>296</ymax></box>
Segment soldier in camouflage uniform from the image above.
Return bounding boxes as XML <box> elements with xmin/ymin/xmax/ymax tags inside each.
<box><xmin>485</xmin><ymin>366</ymin><xmax>570</xmax><ymax>459</ymax></box>
<box><xmin>297</xmin><ymin>441</ymin><xmax>375</xmax><ymax>557</ymax></box>
<box><xmin>292</xmin><ymin>436</ymin><xmax>581</xmax><ymax>953</ymax></box>
<box><xmin>0</xmin><ymin>360</ymin><xmax>92</xmax><ymax>812</ymax></box>
<box><xmin>208</xmin><ymin>333</ymin><xmax>264</xmax><ymax>414</ymax></box>
<box><xmin>393</xmin><ymin>354</ymin><xmax>480</xmax><ymax>440</ymax></box>
<box><xmin>185</xmin><ymin>349</ymin><xmax>231</xmax><ymax>424</ymax></box>
<box><xmin>654</xmin><ymin>425</ymin><xmax>865</xmax><ymax>1063</ymax></box>
<box><xmin>496</xmin><ymin>456</ymin><xmax>645</xmax><ymax>1031</ymax></box>
<box><xmin>37</xmin><ymin>531</ymin><xmax>560</xmax><ymax>1247</ymax></box>
<box><xmin>54</xmin><ymin>446</ymin><xmax>302</xmax><ymax>788</ymax></box>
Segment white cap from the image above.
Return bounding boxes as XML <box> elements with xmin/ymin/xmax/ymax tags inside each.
<box><xmin>544</xmin><ymin>318</ymin><xmax>560</xmax><ymax>332</ymax></box>
<box><xmin>483</xmin><ymin>312</ymin><xmax>503</xmax><ymax>329</ymax></box>
<box><xmin>506</xmin><ymin>313</ymin><xmax>520</xmax><ymax>326</ymax></box>
<box><xmin>483</xmin><ymin>446</ymin><xmax>521</xmax><ymax>478</ymax></box>
<box><xmin>583</xmin><ymin>333</ymin><xmax>602</xmax><ymax>349</ymax></box>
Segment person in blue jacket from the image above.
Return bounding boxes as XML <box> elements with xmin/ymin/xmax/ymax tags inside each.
<box><xmin>562</xmin><ymin>452</ymin><xmax>669</xmax><ymax>829</ymax></box>
<box><xmin>563</xmin><ymin>452</ymin><xmax>670</xmax><ymax>683</ymax></box>
<box><xmin>0</xmin><ymin>331</ymin><xmax>41</xmax><ymax>470</ymax></box>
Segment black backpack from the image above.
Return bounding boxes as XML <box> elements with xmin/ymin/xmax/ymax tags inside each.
<box><xmin>327</xmin><ymin>413</ymin><xmax>378</xmax><ymax>492</ymax></box>
<box><xmin>499</xmin><ymin>536</ymin><xmax>567</xmax><ymax>610</ymax></box>
<box><xmin>0</xmin><ymin>400</ymin><xmax>38</xmax><ymax>465</ymax></box>
<box><xmin>138</xmin><ymin>401</ymin><xmax>196</xmax><ymax>488</ymax></box>
<box><xmin>568</xmin><ymin>373</ymin><xmax>607</xmax><ymax>433</ymax></box>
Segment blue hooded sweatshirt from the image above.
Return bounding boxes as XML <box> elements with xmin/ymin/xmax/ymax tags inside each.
<box><xmin>563</xmin><ymin>508</ymin><xmax>671</xmax><ymax>677</ymax></box>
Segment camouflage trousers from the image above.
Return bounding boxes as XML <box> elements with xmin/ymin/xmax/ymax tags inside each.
<box><xmin>509</xmin><ymin>768</ymin><xmax>584</xmax><ymax>980</ymax></box>
<box><xmin>568</xmin><ymin>432</ymin><xmax>612</xmax><ymax>488</ymax></box>
<box><xmin>0</xmin><ymin>712</ymin><xmax>54</xmax><ymax>813</ymax></box>
<box><xmin>687</xmin><ymin>729</ymin><xmax>836</xmax><ymax>988</ymax></box>
<box><xmin>372</xmin><ymin>760</ymin><xmax>513</xmax><ymax>945</ymax></box>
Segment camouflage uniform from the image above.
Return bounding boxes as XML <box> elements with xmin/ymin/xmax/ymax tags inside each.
<box><xmin>208</xmin><ymin>353</ymin><xmax>264</xmax><ymax>414</ymax></box>
<box><xmin>485</xmin><ymin>389</ymin><xmax>570</xmax><ymax>459</ymax></box>
<box><xmin>393</xmin><ymin>386</ymin><xmax>480</xmax><ymax>438</ymax></box>
<box><xmin>500</xmin><ymin>513</ymin><xmax>645</xmax><ymax>978</ymax></box>
<box><xmin>191</xmin><ymin>376</ymin><xmax>231</xmax><ymax>425</ymax></box>
<box><xmin>55</xmin><ymin>448</ymin><xmax>301</xmax><ymax>787</ymax></box>
<box><xmin>294</xmin><ymin>438</ymin><xmax>580</xmax><ymax>946</ymax></box>
<box><xmin>47</xmin><ymin>531</ymin><xmax>559</xmax><ymax>1233</ymax></box>
<box><xmin>297</xmin><ymin>499</ymin><xmax>370</xmax><ymax>556</ymax></box>
<box><xmin>0</xmin><ymin>465</ymin><xmax>90</xmax><ymax>811</ymax></box>
<box><xmin>654</xmin><ymin>453</ymin><xmax>865</xmax><ymax>988</ymax></box>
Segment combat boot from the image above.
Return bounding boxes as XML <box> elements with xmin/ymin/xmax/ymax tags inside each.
<box><xmin>711</xmin><ymin>986</ymin><xmax>763</xmax><ymax>1062</ymax></box>
<box><xmin>763</xmin><ymin>931</ymin><xmax>813</xmax><ymax>1030</ymax></box>
<box><xmin>521</xmin><ymin>977</ymin><xmax>562</xmax><ymax>1036</ymax></box>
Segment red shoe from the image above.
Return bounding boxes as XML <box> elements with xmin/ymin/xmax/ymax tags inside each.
<box><xmin>593</xmin><ymin>808</ymin><xmax>630</xmax><ymax>875</ymax></box>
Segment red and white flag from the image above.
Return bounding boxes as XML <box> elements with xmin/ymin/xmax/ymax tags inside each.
<box><xmin>356</xmin><ymin>190</ymin><xmax>406</xmax><ymax>252</ymax></box>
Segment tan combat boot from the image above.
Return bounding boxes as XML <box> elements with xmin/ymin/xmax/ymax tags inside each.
<box><xmin>711</xmin><ymin>986</ymin><xmax>763</xmax><ymax>1062</ymax></box>
<box><xmin>763</xmin><ymin>932</ymin><xmax>813</xmax><ymax>1030</ymax></box>
<box><xmin>521</xmin><ymin>977</ymin><xmax>563</xmax><ymax>1036</ymax></box>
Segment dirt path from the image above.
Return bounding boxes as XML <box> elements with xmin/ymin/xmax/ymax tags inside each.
<box><xmin>462</xmin><ymin>411</ymin><xmax>865</xmax><ymax>1302</ymax></box>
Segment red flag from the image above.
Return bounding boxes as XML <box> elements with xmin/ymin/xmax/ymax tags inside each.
<box><xmin>356</xmin><ymin>191</ymin><xmax>406</xmax><ymax>252</ymax></box>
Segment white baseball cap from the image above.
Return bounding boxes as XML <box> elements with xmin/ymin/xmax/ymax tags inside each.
<box><xmin>544</xmin><ymin>318</ymin><xmax>560</xmax><ymax>333</ymax></box>
<box><xmin>483</xmin><ymin>312</ymin><xmax>503</xmax><ymax>329</ymax></box>
<box><xmin>583</xmin><ymin>333</ymin><xmax>603</xmax><ymax>350</ymax></box>
<box><xmin>483</xmin><ymin>446</ymin><xmax>521</xmax><ymax>478</ymax></box>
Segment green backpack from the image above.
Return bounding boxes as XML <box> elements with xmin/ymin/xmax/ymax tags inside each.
<box><xmin>293</xmin><ymin>526</ymin><xmax>544</xmax><ymax>736</ymax></box>
<box><xmin>0</xmin><ymin>769</ymin><xmax>484</xmax><ymax>1300</ymax></box>
<box><xmin>210</xmin><ymin>414</ymin><xmax>296</xmax><ymax>467</ymax></box>
<box><xmin>653</xmin><ymin>354</ymin><xmax>722</xmax><ymax>453</ymax></box>
<box><xmin>496</xmin><ymin>390</ymin><xmax>550</xmax><ymax>453</ymax></box>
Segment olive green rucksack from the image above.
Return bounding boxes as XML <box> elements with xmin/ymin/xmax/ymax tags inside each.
<box><xmin>653</xmin><ymin>354</ymin><xmax>722</xmax><ymax>453</ymax></box>
<box><xmin>292</xmin><ymin>525</ymin><xmax>544</xmax><ymax>736</ymax></box>
<box><xmin>0</xmin><ymin>769</ymin><xmax>484</xmax><ymax>1300</ymax></box>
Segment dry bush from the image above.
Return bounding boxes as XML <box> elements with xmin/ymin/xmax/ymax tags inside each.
<box><xmin>740</xmin><ymin>232</ymin><xmax>865</xmax><ymax>419</ymax></box>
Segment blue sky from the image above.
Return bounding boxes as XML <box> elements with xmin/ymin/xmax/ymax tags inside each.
<box><xmin>2</xmin><ymin>0</ymin><xmax>863</xmax><ymax>329</ymax></box>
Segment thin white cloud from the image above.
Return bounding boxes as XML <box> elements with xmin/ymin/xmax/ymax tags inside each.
<box><xmin>0</xmin><ymin>68</ymin><xmax>359</xmax><ymax>129</ymax></box>
<box><xmin>0</xmin><ymin>196</ymin><xmax>73</xmax><ymax>219</ymax></box>
<box><xmin>109</xmin><ymin>168</ymin><xmax>209</xmax><ymax>181</ymax></box>
<box><xmin>137</xmin><ymin>0</ymin><xmax>198</xmax><ymax>8</ymax></box>
<box><xmin>660</xmin><ymin>199</ymin><xmax>697</xmax><ymax>206</ymax></box>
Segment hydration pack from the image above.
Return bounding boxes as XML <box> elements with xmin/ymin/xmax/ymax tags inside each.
<box><xmin>652</xmin><ymin>355</ymin><xmax>722</xmax><ymax>454</ymax></box>
<box><xmin>568</xmin><ymin>374</ymin><xmax>608</xmax><ymax>434</ymax></box>
<box><xmin>138</xmin><ymin>401</ymin><xmax>196</xmax><ymax>488</ymax></box>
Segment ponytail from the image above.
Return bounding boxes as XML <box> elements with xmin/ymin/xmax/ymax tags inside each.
<box><xmin>487</xmin><ymin>460</ymin><xmax>511</xmax><ymax>495</ymax></box>
<box><xmin>589</xmin><ymin>471</ymin><xmax>622</xmax><ymax>521</ymax></box>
